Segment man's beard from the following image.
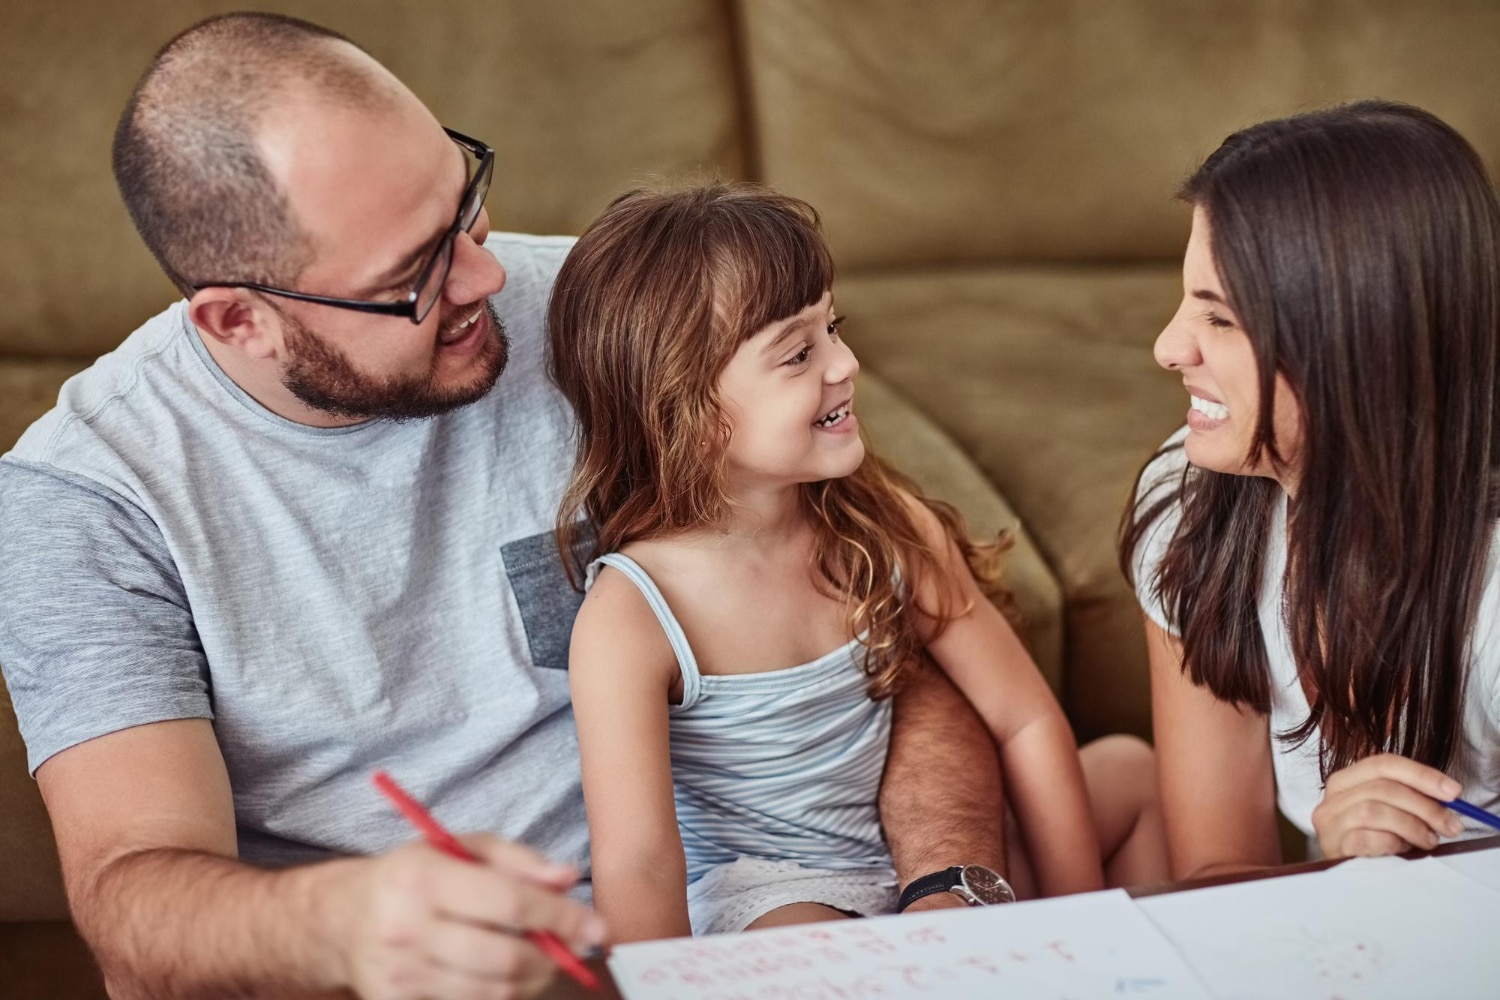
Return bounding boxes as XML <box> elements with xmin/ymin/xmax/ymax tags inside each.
<box><xmin>279</xmin><ymin>300</ymin><xmax>509</xmax><ymax>422</ymax></box>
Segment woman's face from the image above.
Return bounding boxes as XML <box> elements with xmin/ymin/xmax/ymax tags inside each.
<box><xmin>1154</xmin><ymin>208</ymin><xmax>1303</xmax><ymax>490</ymax></box>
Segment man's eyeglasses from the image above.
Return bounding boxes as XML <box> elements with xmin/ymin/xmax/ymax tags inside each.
<box><xmin>192</xmin><ymin>127</ymin><xmax>494</xmax><ymax>325</ymax></box>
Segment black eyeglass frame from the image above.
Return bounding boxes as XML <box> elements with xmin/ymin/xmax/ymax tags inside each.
<box><xmin>191</xmin><ymin>127</ymin><xmax>495</xmax><ymax>325</ymax></box>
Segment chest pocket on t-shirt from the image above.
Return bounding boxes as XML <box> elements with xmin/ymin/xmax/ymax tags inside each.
<box><xmin>500</xmin><ymin>530</ymin><xmax>588</xmax><ymax>671</ymax></box>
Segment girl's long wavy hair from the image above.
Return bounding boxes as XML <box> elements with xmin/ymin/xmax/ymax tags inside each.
<box><xmin>1120</xmin><ymin>101</ymin><xmax>1500</xmax><ymax>779</ymax></box>
<box><xmin>549</xmin><ymin>182</ymin><xmax>1010</xmax><ymax>698</ymax></box>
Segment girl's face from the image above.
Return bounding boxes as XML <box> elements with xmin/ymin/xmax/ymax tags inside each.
<box><xmin>716</xmin><ymin>291</ymin><xmax>865</xmax><ymax>492</ymax></box>
<box><xmin>1154</xmin><ymin>208</ymin><xmax>1303</xmax><ymax>490</ymax></box>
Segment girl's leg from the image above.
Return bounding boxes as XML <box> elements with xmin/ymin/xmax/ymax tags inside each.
<box><xmin>1002</xmin><ymin>807</ymin><xmax>1038</xmax><ymax>899</ymax></box>
<box><xmin>745</xmin><ymin>902</ymin><xmax>850</xmax><ymax>930</ymax></box>
<box><xmin>1080</xmin><ymin>734</ymin><xmax>1169</xmax><ymax>887</ymax></box>
<box><xmin>1005</xmin><ymin>734</ymin><xmax>1168</xmax><ymax>895</ymax></box>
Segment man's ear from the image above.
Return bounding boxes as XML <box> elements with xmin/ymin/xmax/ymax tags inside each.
<box><xmin>187</xmin><ymin>289</ymin><xmax>282</xmax><ymax>361</ymax></box>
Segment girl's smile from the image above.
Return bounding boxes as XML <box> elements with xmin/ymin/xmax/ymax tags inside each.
<box><xmin>813</xmin><ymin>399</ymin><xmax>857</xmax><ymax>433</ymax></box>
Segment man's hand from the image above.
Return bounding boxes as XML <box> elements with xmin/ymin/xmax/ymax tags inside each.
<box><xmin>39</xmin><ymin>719</ymin><xmax>606</xmax><ymax>1000</ymax></box>
<box><xmin>1312</xmin><ymin>753</ymin><xmax>1464</xmax><ymax>859</ymax></box>
<box><xmin>341</xmin><ymin>835</ymin><xmax>606</xmax><ymax>1000</ymax></box>
<box><xmin>898</xmin><ymin>892</ymin><xmax>967</xmax><ymax>915</ymax></box>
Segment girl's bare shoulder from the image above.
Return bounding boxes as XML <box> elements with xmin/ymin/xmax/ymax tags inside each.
<box><xmin>572</xmin><ymin>557</ymin><xmax>679</xmax><ymax>688</ymax></box>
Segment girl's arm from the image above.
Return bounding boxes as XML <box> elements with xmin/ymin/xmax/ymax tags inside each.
<box><xmin>1146</xmin><ymin>618</ymin><xmax>1282</xmax><ymax>878</ymax></box>
<box><xmin>905</xmin><ymin>499</ymin><xmax>1102</xmax><ymax>897</ymax></box>
<box><xmin>569</xmin><ymin>569</ymin><xmax>692</xmax><ymax>942</ymax></box>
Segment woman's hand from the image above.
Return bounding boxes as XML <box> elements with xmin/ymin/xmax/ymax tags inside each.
<box><xmin>1312</xmin><ymin>754</ymin><xmax>1465</xmax><ymax>858</ymax></box>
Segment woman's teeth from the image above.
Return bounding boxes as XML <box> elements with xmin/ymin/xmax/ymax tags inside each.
<box><xmin>816</xmin><ymin>405</ymin><xmax>850</xmax><ymax>428</ymax></box>
<box><xmin>1190</xmin><ymin>395</ymin><xmax>1229</xmax><ymax>420</ymax></box>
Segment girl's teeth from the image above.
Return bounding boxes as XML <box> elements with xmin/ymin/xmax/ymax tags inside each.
<box><xmin>1190</xmin><ymin>395</ymin><xmax>1229</xmax><ymax>420</ymax></box>
<box><xmin>817</xmin><ymin>406</ymin><xmax>848</xmax><ymax>427</ymax></box>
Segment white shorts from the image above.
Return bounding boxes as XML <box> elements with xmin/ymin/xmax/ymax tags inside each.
<box><xmin>686</xmin><ymin>857</ymin><xmax>899</xmax><ymax>935</ymax></box>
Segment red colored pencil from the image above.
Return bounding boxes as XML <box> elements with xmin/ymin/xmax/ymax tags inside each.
<box><xmin>372</xmin><ymin>770</ymin><xmax>599</xmax><ymax>990</ymax></box>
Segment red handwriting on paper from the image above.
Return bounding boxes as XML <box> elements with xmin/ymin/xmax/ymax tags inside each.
<box><xmin>903</xmin><ymin>926</ymin><xmax>947</xmax><ymax>947</ymax></box>
<box><xmin>837</xmin><ymin>925</ymin><xmax>899</xmax><ymax>956</ymax></box>
<box><xmin>618</xmin><ymin>919</ymin><xmax>1143</xmax><ymax>1000</ymax></box>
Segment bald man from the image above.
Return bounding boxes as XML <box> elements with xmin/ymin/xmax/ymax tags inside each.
<box><xmin>0</xmin><ymin>13</ymin><xmax>1003</xmax><ymax>1000</ymax></box>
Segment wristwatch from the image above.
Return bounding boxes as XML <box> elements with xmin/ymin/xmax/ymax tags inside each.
<box><xmin>897</xmin><ymin>864</ymin><xmax>1016</xmax><ymax>912</ymax></box>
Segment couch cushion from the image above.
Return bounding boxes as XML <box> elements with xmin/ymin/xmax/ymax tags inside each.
<box><xmin>741</xmin><ymin>0</ymin><xmax>1500</xmax><ymax>269</ymax></box>
<box><xmin>858</xmin><ymin>375</ymin><xmax>1063</xmax><ymax>691</ymax></box>
<box><xmin>0</xmin><ymin>920</ymin><xmax>105</xmax><ymax>998</ymax></box>
<box><xmin>0</xmin><ymin>360</ymin><xmax>88</xmax><ymax>921</ymax></box>
<box><xmin>0</xmin><ymin>676</ymin><xmax>68</xmax><ymax>921</ymax></box>
<box><xmin>0</xmin><ymin>359</ymin><xmax>90</xmax><ymax>454</ymax></box>
<box><xmin>0</xmin><ymin>0</ymin><xmax>746</xmax><ymax>359</ymax></box>
<box><xmin>838</xmin><ymin>262</ymin><xmax>1186</xmax><ymax>739</ymax></box>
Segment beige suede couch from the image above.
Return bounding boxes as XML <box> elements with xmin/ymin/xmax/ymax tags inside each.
<box><xmin>2</xmin><ymin>1</ymin><xmax>1497</xmax><ymax>994</ymax></box>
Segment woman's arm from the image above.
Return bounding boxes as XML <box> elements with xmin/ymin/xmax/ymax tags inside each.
<box><xmin>904</xmin><ymin>498</ymin><xmax>1102</xmax><ymax>897</ymax></box>
<box><xmin>1146</xmin><ymin>617</ymin><xmax>1282</xmax><ymax>878</ymax></box>
<box><xmin>569</xmin><ymin>570</ymin><xmax>692</xmax><ymax>942</ymax></box>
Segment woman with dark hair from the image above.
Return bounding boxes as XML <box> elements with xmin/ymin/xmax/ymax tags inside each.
<box><xmin>1122</xmin><ymin>100</ymin><xmax>1500</xmax><ymax>877</ymax></box>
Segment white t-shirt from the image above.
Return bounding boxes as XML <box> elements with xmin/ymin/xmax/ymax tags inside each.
<box><xmin>1133</xmin><ymin>428</ymin><xmax>1500</xmax><ymax>839</ymax></box>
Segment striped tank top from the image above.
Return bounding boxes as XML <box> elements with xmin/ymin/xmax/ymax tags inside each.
<box><xmin>587</xmin><ymin>553</ymin><xmax>894</xmax><ymax>884</ymax></box>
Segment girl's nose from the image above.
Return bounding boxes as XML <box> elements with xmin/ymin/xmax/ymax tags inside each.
<box><xmin>825</xmin><ymin>338</ymin><xmax>860</xmax><ymax>384</ymax></box>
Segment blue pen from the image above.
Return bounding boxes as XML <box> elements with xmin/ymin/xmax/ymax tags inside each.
<box><xmin>1446</xmin><ymin>798</ymin><xmax>1500</xmax><ymax>833</ymax></box>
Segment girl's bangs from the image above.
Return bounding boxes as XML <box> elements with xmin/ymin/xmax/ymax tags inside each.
<box><xmin>712</xmin><ymin>203</ymin><xmax>837</xmax><ymax>342</ymax></box>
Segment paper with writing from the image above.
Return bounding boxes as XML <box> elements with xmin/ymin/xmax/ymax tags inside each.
<box><xmin>608</xmin><ymin>888</ymin><xmax>1214</xmax><ymax>1000</ymax></box>
<box><xmin>1137</xmin><ymin>857</ymin><xmax>1500</xmax><ymax>999</ymax></box>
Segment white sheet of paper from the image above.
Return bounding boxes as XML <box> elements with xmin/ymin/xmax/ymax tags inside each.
<box><xmin>1137</xmin><ymin>856</ymin><xmax>1500</xmax><ymax>1000</ymax></box>
<box><xmin>1436</xmin><ymin>843</ymin><xmax>1500</xmax><ymax>894</ymax></box>
<box><xmin>608</xmin><ymin>888</ymin><xmax>1215</xmax><ymax>1000</ymax></box>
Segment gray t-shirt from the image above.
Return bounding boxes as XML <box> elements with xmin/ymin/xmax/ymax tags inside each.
<box><xmin>0</xmin><ymin>233</ymin><xmax>591</xmax><ymax>872</ymax></box>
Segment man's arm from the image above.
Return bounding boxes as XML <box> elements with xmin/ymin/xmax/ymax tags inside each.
<box><xmin>879</xmin><ymin>661</ymin><xmax>1007</xmax><ymax>910</ymax></box>
<box><xmin>40</xmin><ymin>719</ymin><xmax>604</xmax><ymax>1000</ymax></box>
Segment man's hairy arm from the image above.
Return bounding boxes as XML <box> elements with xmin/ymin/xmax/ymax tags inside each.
<box><xmin>879</xmin><ymin>663</ymin><xmax>1006</xmax><ymax>909</ymax></box>
<box><xmin>40</xmin><ymin>720</ymin><xmax>354</xmax><ymax>998</ymax></box>
<box><xmin>41</xmin><ymin>719</ymin><xmax>600</xmax><ymax>1000</ymax></box>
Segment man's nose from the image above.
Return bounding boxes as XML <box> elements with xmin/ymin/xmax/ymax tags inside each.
<box><xmin>443</xmin><ymin>226</ymin><xmax>507</xmax><ymax>306</ymax></box>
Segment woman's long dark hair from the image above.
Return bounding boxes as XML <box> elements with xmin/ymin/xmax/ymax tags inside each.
<box><xmin>1121</xmin><ymin>101</ymin><xmax>1500</xmax><ymax>779</ymax></box>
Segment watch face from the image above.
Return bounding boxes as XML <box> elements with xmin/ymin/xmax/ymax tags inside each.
<box><xmin>960</xmin><ymin>864</ymin><xmax>1017</xmax><ymax>905</ymax></box>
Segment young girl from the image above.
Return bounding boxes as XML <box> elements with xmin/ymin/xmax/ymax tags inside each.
<box><xmin>1123</xmin><ymin>100</ymin><xmax>1500</xmax><ymax>878</ymax></box>
<box><xmin>549</xmin><ymin>182</ymin><xmax>1166</xmax><ymax>941</ymax></box>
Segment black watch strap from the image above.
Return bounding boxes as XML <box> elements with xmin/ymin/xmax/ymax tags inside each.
<box><xmin>897</xmin><ymin>866</ymin><xmax>963</xmax><ymax>912</ymax></box>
